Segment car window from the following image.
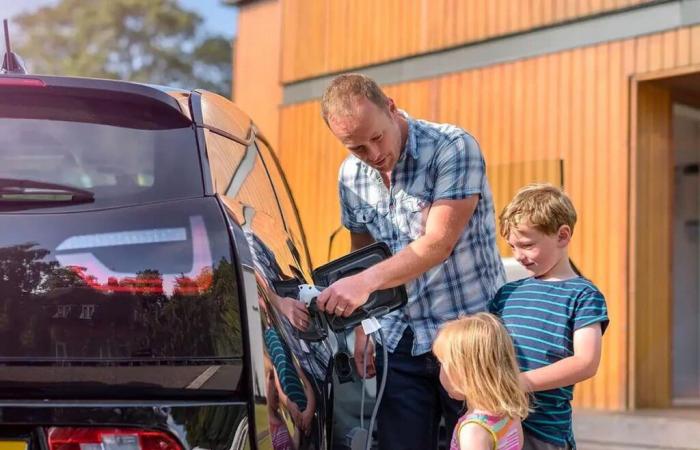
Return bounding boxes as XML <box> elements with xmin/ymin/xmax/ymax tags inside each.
<box><xmin>0</xmin><ymin>98</ymin><xmax>202</xmax><ymax>210</ymax></box>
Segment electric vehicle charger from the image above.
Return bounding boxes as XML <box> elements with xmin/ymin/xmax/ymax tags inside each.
<box><xmin>348</xmin><ymin>317</ymin><xmax>388</xmax><ymax>450</ymax></box>
<box><xmin>297</xmin><ymin>285</ymin><xmax>390</xmax><ymax>450</ymax></box>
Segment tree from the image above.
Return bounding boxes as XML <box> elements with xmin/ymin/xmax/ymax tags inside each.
<box><xmin>12</xmin><ymin>0</ymin><xmax>232</xmax><ymax>97</ymax></box>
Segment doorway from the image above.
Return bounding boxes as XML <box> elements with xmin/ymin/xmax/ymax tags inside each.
<box><xmin>672</xmin><ymin>103</ymin><xmax>700</xmax><ymax>405</ymax></box>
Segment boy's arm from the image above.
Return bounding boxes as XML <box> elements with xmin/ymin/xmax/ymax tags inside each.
<box><xmin>520</xmin><ymin>322</ymin><xmax>602</xmax><ymax>392</ymax></box>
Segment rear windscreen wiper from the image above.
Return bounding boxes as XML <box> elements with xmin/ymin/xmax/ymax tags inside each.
<box><xmin>0</xmin><ymin>178</ymin><xmax>94</xmax><ymax>203</ymax></box>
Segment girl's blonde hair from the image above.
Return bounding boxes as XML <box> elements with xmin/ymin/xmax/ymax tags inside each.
<box><xmin>433</xmin><ymin>313</ymin><xmax>529</xmax><ymax>419</ymax></box>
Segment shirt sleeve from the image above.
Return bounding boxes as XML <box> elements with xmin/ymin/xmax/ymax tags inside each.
<box><xmin>573</xmin><ymin>287</ymin><xmax>609</xmax><ymax>334</ymax></box>
<box><xmin>431</xmin><ymin>133</ymin><xmax>485</xmax><ymax>202</ymax></box>
<box><xmin>488</xmin><ymin>287</ymin><xmax>504</xmax><ymax>316</ymax></box>
<box><xmin>339</xmin><ymin>180</ymin><xmax>368</xmax><ymax>233</ymax></box>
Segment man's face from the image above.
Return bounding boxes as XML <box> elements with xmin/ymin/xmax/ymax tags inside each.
<box><xmin>506</xmin><ymin>222</ymin><xmax>569</xmax><ymax>279</ymax></box>
<box><xmin>327</xmin><ymin>96</ymin><xmax>404</xmax><ymax>173</ymax></box>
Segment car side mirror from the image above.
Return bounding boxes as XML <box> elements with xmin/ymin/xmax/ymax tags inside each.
<box><xmin>311</xmin><ymin>242</ymin><xmax>407</xmax><ymax>333</ymax></box>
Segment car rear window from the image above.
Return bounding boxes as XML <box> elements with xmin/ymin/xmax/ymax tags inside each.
<box><xmin>0</xmin><ymin>89</ymin><xmax>202</xmax><ymax>210</ymax></box>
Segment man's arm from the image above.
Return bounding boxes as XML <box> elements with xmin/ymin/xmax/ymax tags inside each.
<box><xmin>520</xmin><ymin>323</ymin><xmax>603</xmax><ymax>392</ymax></box>
<box><xmin>317</xmin><ymin>195</ymin><xmax>478</xmax><ymax>316</ymax></box>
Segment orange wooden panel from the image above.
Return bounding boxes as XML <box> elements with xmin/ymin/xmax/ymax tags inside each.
<box><xmin>633</xmin><ymin>81</ymin><xmax>672</xmax><ymax>408</ymax></box>
<box><xmin>463</xmin><ymin>0</ymin><xmax>475</xmax><ymax>43</ymax></box>
<box><xmin>663</xmin><ymin>30</ymin><xmax>677</xmax><ymax>70</ymax></box>
<box><xmin>279</xmin><ymin>0</ymin><xmax>657</xmax><ymax>82</ymax></box>
<box><xmin>269</xmin><ymin>25</ymin><xmax>700</xmax><ymax>412</ymax></box>
<box><xmin>677</xmin><ymin>27</ymin><xmax>691</xmax><ymax>67</ymax></box>
<box><xmin>635</xmin><ymin>34</ymin><xmax>650</xmax><ymax>73</ymax></box>
<box><xmin>234</xmin><ymin>0</ymin><xmax>282</xmax><ymax>148</ymax></box>
<box><xmin>486</xmin><ymin>0</ymin><xmax>498</xmax><ymax>36</ymax></box>
<box><xmin>592</xmin><ymin>43</ymin><xmax>609</xmax><ymax>408</ymax></box>
<box><xmin>692</xmin><ymin>25</ymin><xmax>700</xmax><ymax>65</ymax></box>
<box><xmin>648</xmin><ymin>33</ymin><xmax>664</xmax><ymax>73</ymax></box>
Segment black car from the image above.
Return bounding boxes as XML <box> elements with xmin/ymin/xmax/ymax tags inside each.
<box><xmin>0</xmin><ymin>49</ymin><xmax>408</xmax><ymax>449</ymax></box>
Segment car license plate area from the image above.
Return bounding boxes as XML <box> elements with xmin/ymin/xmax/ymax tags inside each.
<box><xmin>0</xmin><ymin>441</ymin><xmax>27</xmax><ymax>450</ymax></box>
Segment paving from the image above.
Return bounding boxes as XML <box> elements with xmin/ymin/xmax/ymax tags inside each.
<box><xmin>574</xmin><ymin>408</ymin><xmax>700</xmax><ymax>450</ymax></box>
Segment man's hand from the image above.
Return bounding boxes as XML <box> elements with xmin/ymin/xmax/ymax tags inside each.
<box><xmin>316</xmin><ymin>273</ymin><xmax>373</xmax><ymax>317</ymax></box>
<box><xmin>354</xmin><ymin>327</ymin><xmax>376</xmax><ymax>378</ymax></box>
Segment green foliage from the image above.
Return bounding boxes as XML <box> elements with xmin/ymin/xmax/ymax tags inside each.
<box><xmin>12</xmin><ymin>0</ymin><xmax>232</xmax><ymax>97</ymax></box>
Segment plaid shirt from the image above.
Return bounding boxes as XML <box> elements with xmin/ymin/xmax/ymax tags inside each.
<box><xmin>339</xmin><ymin>112</ymin><xmax>506</xmax><ymax>355</ymax></box>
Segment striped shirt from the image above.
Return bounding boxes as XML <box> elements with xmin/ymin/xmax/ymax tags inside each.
<box><xmin>339</xmin><ymin>112</ymin><xmax>505</xmax><ymax>355</ymax></box>
<box><xmin>489</xmin><ymin>277</ymin><xmax>609</xmax><ymax>448</ymax></box>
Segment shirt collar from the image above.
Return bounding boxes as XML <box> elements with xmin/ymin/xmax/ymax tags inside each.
<box><xmin>399</xmin><ymin>110</ymin><xmax>419</xmax><ymax>161</ymax></box>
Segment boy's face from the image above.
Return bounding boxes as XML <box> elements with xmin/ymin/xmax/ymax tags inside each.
<box><xmin>506</xmin><ymin>222</ymin><xmax>570</xmax><ymax>279</ymax></box>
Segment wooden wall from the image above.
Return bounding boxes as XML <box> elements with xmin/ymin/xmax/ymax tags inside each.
<box><xmin>632</xmin><ymin>81</ymin><xmax>673</xmax><ymax>408</ymax></box>
<box><xmin>275</xmin><ymin>25</ymin><xmax>700</xmax><ymax>411</ymax></box>
<box><xmin>280</xmin><ymin>0</ymin><xmax>655</xmax><ymax>82</ymax></box>
<box><xmin>233</xmin><ymin>0</ymin><xmax>282</xmax><ymax>148</ymax></box>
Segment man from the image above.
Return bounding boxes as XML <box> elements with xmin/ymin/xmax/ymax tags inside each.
<box><xmin>316</xmin><ymin>73</ymin><xmax>505</xmax><ymax>450</ymax></box>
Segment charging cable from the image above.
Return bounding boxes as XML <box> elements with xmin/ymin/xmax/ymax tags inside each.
<box><xmin>359</xmin><ymin>317</ymin><xmax>388</xmax><ymax>450</ymax></box>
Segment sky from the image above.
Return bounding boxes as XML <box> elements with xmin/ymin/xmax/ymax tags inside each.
<box><xmin>0</xmin><ymin>0</ymin><xmax>238</xmax><ymax>39</ymax></box>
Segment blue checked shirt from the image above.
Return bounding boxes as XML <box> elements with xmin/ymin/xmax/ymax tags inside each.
<box><xmin>339</xmin><ymin>112</ymin><xmax>506</xmax><ymax>355</ymax></box>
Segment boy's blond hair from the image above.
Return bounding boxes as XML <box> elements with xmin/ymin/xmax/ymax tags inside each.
<box><xmin>432</xmin><ymin>313</ymin><xmax>529</xmax><ymax>420</ymax></box>
<box><xmin>499</xmin><ymin>183</ymin><xmax>577</xmax><ymax>238</ymax></box>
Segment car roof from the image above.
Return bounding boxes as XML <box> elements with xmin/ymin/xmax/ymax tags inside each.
<box><xmin>0</xmin><ymin>73</ymin><xmax>254</xmax><ymax>142</ymax></box>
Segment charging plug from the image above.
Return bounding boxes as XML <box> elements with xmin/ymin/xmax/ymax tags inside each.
<box><xmin>298</xmin><ymin>284</ymin><xmax>322</xmax><ymax>305</ymax></box>
<box><xmin>346</xmin><ymin>427</ymin><xmax>369</xmax><ymax>450</ymax></box>
<box><xmin>361</xmin><ymin>317</ymin><xmax>381</xmax><ymax>335</ymax></box>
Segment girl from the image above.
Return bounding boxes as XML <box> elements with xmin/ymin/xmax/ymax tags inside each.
<box><xmin>433</xmin><ymin>313</ymin><xmax>529</xmax><ymax>450</ymax></box>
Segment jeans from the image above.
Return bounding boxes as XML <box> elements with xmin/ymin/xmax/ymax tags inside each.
<box><xmin>375</xmin><ymin>328</ymin><xmax>463</xmax><ymax>450</ymax></box>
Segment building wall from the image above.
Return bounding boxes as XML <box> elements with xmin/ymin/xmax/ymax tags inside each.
<box><xmin>233</xmin><ymin>0</ymin><xmax>282</xmax><ymax>148</ymax></box>
<box><xmin>280</xmin><ymin>0</ymin><xmax>655</xmax><ymax>82</ymax></box>
<box><xmin>235</xmin><ymin>0</ymin><xmax>700</xmax><ymax>411</ymax></box>
<box><xmin>276</xmin><ymin>26</ymin><xmax>700</xmax><ymax>411</ymax></box>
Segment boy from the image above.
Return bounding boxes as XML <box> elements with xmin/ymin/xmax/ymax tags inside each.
<box><xmin>489</xmin><ymin>184</ymin><xmax>609</xmax><ymax>450</ymax></box>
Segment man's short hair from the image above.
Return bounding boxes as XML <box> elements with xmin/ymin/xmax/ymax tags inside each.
<box><xmin>320</xmin><ymin>73</ymin><xmax>390</xmax><ymax>124</ymax></box>
<box><xmin>499</xmin><ymin>183</ymin><xmax>577</xmax><ymax>238</ymax></box>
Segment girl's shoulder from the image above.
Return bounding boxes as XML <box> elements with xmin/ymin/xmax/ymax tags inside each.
<box><xmin>457</xmin><ymin>421</ymin><xmax>494</xmax><ymax>450</ymax></box>
<box><xmin>457</xmin><ymin>412</ymin><xmax>522</xmax><ymax>450</ymax></box>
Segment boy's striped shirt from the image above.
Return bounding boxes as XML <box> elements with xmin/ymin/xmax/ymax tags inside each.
<box><xmin>489</xmin><ymin>276</ymin><xmax>609</xmax><ymax>448</ymax></box>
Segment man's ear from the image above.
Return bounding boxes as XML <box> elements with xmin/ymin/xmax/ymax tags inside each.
<box><xmin>557</xmin><ymin>225</ymin><xmax>572</xmax><ymax>247</ymax></box>
<box><xmin>386</xmin><ymin>98</ymin><xmax>397</xmax><ymax>114</ymax></box>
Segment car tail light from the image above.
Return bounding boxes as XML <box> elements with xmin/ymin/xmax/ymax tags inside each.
<box><xmin>47</xmin><ymin>427</ymin><xmax>182</xmax><ymax>450</ymax></box>
<box><xmin>0</xmin><ymin>78</ymin><xmax>46</xmax><ymax>87</ymax></box>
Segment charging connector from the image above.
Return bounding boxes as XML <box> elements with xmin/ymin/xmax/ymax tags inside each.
<box><xmin>346</xmin><ymin>427</ymin><xmax>369</xmax><ymax>450</ymax></box>
<box><xmin>357</xmin><ymin>318</ymin><xmax>388</xmax><ymax>450</ymax></box>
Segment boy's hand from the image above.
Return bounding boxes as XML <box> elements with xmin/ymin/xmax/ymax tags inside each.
<box><xmin>520</xmin><ymin>322</ymin><xmax>603</xmax><ymax>392</ymax></box>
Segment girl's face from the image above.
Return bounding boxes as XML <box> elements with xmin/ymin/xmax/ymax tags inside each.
<box><xmin>439</xmin><ymin>364</ymin><xmax>464</xmax><ymax>401</ymax></box>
